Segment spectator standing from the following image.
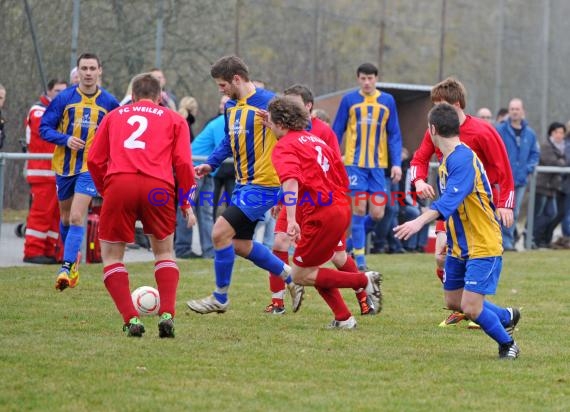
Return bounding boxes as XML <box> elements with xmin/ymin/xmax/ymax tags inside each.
<box><xmin>533</xmin><ymin>122</ymin><xmax>568</xmax><ymax>247</ymax></box>
<box><xmin>495</xmin><ymin>98</ymin><xmax>540</xmax><ymax>251</ymax></box>
<box><xmin>23</xmin><ymin>78</ymin><xmax>68</xmax><ymax>264</ymax></box>
<box><xmin>88</xmin><ymin>73</ymin><xmax>196</xmax><ymax>337</ymax></box>
<box><xmin>149</xmin><ymin>68</ymin><xmax>177</xmax><ymax>111</ymax></box>
<box><xmin>332</xmin><ymin>62</ymin><xmax>403</xmax><ymax>270</ymax></box>
<box><xmin>40</xmin><ymin>53</ymin><xmax>119</xmax><ymax>291</ymax></box>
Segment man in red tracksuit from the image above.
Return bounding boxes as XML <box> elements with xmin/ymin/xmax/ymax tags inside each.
<box><xmin>23</xmin><ymin>78</ymin><xmax>68</xmax><ymax>264</ymax></box>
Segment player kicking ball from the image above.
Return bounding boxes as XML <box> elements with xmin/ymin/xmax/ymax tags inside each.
<box><xmin>265</xmin><ymin>96</ymin><xmax>381</xmax><ymax>329</ymax></box>
<box><xmin>394</xmin><ymin>103</ymin><xmax>520</xmax><ymax>359</ymax></box>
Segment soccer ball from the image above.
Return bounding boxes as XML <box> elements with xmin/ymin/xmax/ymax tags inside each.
<box><xmin>131</xmin><ymin>286</ymin><xmax>160</xmax><ymax>316</ymax></box>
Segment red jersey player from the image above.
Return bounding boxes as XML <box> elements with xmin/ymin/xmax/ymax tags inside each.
<box><xmin>23</xmin><ymin>78</ymin><xmax>67</xmax><ymax>264</ymax></box>
<box><xmin>408</xmin><ymin>77</ymin><xmax>515</xmax><ymax>328</ymax></box>
<box><xmin>267</xmin><ymin>96</ymin><xmax>381</xmax><ymax>329</ymax></box>
<box><xmin>88</xmin><ymin>74</ymin><xmax>196</xmax><ymax>338</ymax></box>
<box><xmin>264</xmin><ymin>84</ymin><xmax>376</xmax><ymax>317</ymax></box>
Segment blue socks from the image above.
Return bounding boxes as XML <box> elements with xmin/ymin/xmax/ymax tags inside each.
<box><xmin>474</xmin><ymin>307</ymin><xmax>513</xmax><ymax>345</ymax></box>
<box><xmin>246</xmin><ymin>241</ymin><xmax>285</xmax><ymax>275</ymax></box>
<box><xmin>60</xmin><ymin>222</ymin><xmax>70</xmax><ymax>244</ymax></box>
<box><xmin>63</xmin><ymin>225</ymin><xmax>84</xmax><ymax>267</ymax></box>
<box><xmin>364</xmin><ymin>215</ymin><xmax>376</xmax><ymax>234</ymax></box>
<box><xmin>213</xmin><ymin>244</ymin><xmax>235</xmax><ymax>304</ymax></box>
<box><xmin>483</xmin><ymin>300</ymin><xmax>511</xmax><ymax>326</ymax></box>
<box><xmin>352</xmin><ymin>215</ymin><xmax>366</xmax><ymax>267</ymax></box>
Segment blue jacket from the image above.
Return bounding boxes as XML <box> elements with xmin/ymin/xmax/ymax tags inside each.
<box><xmin>191</xmin><ymin>114</ymin><xmax>227</xmax><ymax>177</ymax></box>
<box><xmin>496</xmin><ymin>119</ymin><xmax>540</xmax><ymax>187</ymax></box>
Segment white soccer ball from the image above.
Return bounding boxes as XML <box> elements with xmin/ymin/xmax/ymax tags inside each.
<box><xmin>131</xmin><ymin>286</ymin><xmax>160</xmax><ymax>316</ymax></box>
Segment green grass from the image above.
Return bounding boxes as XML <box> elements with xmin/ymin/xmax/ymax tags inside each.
<box><xmin>1</xmin><ymin>251</ymin><xmax>569</xmax><ymax>411</ymax></box>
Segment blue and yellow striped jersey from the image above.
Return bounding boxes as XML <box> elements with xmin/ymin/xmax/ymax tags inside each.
<box><xmin>40</xmin><ymin>85</ymin><xmax>119</xmax><ymax>176</ymax></box>
<box><xmin>207</xmin><ymin>88</ymin><xmax>280</xmax><ymax>187</ymax></box>
<box><xmin>430</xmin><ymin>144</ymin><xmax>503</xmax><ymax>259</ymax></box>
<box><xmin>332</xmin><ymin>89</ymin><xmax>402</xmax><ymax>168</ymax></box>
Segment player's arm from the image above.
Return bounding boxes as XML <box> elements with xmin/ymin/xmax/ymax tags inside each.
<box><xmin>87</xmin><ymin>115</ymin><xmax>111</xmax><ymax>195</ymax></box>
<box><xmin>386</xmin><ymin>95</ymin><xmax>403</xmax><ymax>182</ymax></box>
<box><xmin>394</xmin><ymin>208</ymin><xmax>440</xmax><ymax>241</ymax></box>
<box><xmin>409</xmin><ymin>130</ymin><xmax>437</xmax><ymax>199</ymax></box>
<box><xmin>172</xmin><ymin>118</ymin><xmax>196</xmax><ymax>218</ymax></box>
<box><xmin>39</xmin><ymin>93</ymin><xmax>83</xmax><ymax>150</ymax></box>
<box><xmin>281</xmin><ymin>178</ymin><xmax>300</xmax><ymax>243</ymax></box>
<box><xmin>331</xmin><ymin>96</ymin><xmax>349</xmax><ymax>146</ymax></box>
<box><xmin>477</xmin><ymin>127</ymin><xmax>515</xmax><ymax>226</ymax></box>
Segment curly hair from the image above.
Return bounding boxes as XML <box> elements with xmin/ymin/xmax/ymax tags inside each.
<box><xmin>268</xmin><ymin>96</ymin><xmax>310</xmax><ymax>131</ymax></box>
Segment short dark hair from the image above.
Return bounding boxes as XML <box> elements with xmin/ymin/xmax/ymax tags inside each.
<box><xmin>428</xmin><ymin>103</ymin><xmax>460</xmax><ymax>138</ymax></box>
<box><xmin>210</xmin><ymin>55</ymin><xmax>250</xmax><ymax>82</ymax></box>
<box><xmin>284</xmin><ymin>84</ymin><xmax>314</xmax><ymax>106</ymax></box>
<box><xmin>47</xmin><ymin>78</ymin><xmax>67</xmax><ymax>90</ymax></box>
<box><xmin>77</xmin><ymin>52</ymin><xmax>101</xmax><ymax>68</ymax></box>
<box><xmin>132</xmin><ymin>74</ymin><xmax>161</xmax><ymax>102</ymax></box>
<box><xmin>496</xmin><ymin>107</ymin><xmax>508</xmax><ymax>119</ymax></box>
<box><xmin>268</xmin><ymin>96</ymin><xmax>310</xmax><ymax>131</ymax></box>
<box><xmin>431</xmin><ymin>77</ymin><xmax>466</xmax><ymax>109</ymax></box>
<box><xmin>548</xmin><ymin>121</ymin><xmax>566</xmax><ymax>136</ymax></box>
<box><xmin>356</xmin><ymin>63</ymin><xmax>378</xmax><ymax>77</ymax></box>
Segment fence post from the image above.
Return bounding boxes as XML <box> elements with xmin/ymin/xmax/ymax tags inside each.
<box><xmin>0</xmin><ymin>157</ymin><xmax>5</xmax><ymax>238</ymax></box>
<box><xmin>525</xmin><ymin>170</ymin><xmax>538</xmax><ymax>250</ymax></box>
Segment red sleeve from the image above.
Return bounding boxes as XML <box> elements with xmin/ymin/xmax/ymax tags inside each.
<box><xmin>409</xmin><ymin>129</ymin><xmax>436</xmax><ymax>184</ymax></box>
<box><xmin>472</xmin><ymin>125</ymin><xmax>515</xmax><ymax>209</ymax></box>
<box><xmin>87</xmin><ymin>114</ymin><xmax>111</xmax><ymax>195</ymax></box>
<box><xmin>271</xmin><ymin>140</ymin><xmax>302</xmax><ymax>184</ymax></box>
<box><xmin>172</xmin><ymin>116</ymin><xmax>195</xmax><ymax>208</ymax></box>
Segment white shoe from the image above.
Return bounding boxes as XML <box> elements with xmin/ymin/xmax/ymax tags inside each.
<box><xmin>186</xmin><ymin>295</ymin><xmax>229</xmax><ymax>314</ymax></box>
<box><xmin>287</xmin><ymin>282</ymin><xmax>305</xmax><ymax>313</ymax></box>
<box><xmin>327</xmin><ymin>316</ymin><xmax>357</xmax><ymax>330</ymax></box>
<box><xmin>364</xmin><ymin>271</ymin><xmax>383</xmax><ymax>313</ymax></box>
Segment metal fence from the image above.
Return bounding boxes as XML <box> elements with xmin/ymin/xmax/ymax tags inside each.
<box><xmin>2</xmin><ymin>153</ymin><xmax>570</xmax><ymax>249</ymax></box>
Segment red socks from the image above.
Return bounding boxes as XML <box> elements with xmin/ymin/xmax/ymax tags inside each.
<box><xmin>314</xmin><ymin>267</ymin><xmax>367</xmax><ymax>290</ymax></box>
<box><xmin>315</xmin><ymin>286</ymin><xmax>352</xmax><ymax>321</ymax></box>
<box><xmin>154</xmin><ymin>260</ymin><xmax>179</xmax><ymax>316</ymax></box>
<box><xmin>269</xmin><ymin>250</ymin><xmax>289</xmax><ymax>306</ymax></box>
<box><xmin>103</xmin><ymin>263</ymin><xmax>138</xmax><ymax>324</ymax></box>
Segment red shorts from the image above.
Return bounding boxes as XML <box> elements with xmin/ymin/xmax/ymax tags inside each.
<box><xmin>275</xmin><ymin>207</ymin><xmax>287</xmax><ymax>233</ymax></box>
<box><xmin>293</xmin><ymin>202</ymin><xmax>351</xmax><ymax>268</ymax></box>
<box><xmin>435</xmin><ymin>220</ymin><xmax>446</xmax><ymax>233</ymax></box>
<box><xmin>99</xmin><ymin>173</ymin><xmax>176</xmax><ymax>243</ymax></box>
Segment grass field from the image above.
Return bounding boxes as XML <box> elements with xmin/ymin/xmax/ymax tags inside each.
<box><xmin>1</xmin><ymin>250</ymin><xmax>569</xmax><ymax>411</ymax></box>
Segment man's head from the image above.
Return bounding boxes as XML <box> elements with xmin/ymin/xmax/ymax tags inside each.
<box><xmin>507</xmin><ymin>98</ymin><xmax>525</xmax><ymax>123</ymax></box>
<box><xmin>428</xmin><ymin>103</ymin><xmax>460</xmax><ymax>142</ymax></box>
<box><xmin>284</xmin><ymin>84</ymin><xmax>314</xmax><ymax>112</ymax></box>
<box><xmin>0</xmin><ymin>84</ymin><xmax>5</xmax><ymax>109</ymax></box>
<box><xmin>149</xmin><ymin>68</ymin><xmax>167</xmax><ymax>88</ymax></box>
<box><xmin>76</xmin><ymin>53</ymin><xmax>102</xmax><ymax>90</ymax></box>
<box><xmin>431</xmin><ymin>77</ymin><xmax>466</xmax><ymax>109</ymax></box>
<box><xmin>356</xmin><ymin>63</ymin><xmax>378</xmax><ymax>95</ymax></box>
<box><xmin>267</xmin><ymin>96</ymin><xmax>310</xmax><ymax>137</ymax></box>
<box><xmin>210</xmin><ymin>56</ymin><xmax>250</xmax><ymax>100</ymax></box>
<box><xmin>131</xmin><ymin>73</ymin><xmax>162</xmax><ymax>103</ymax></box>
<box><xmin>46</xmin><ymin>79</ymin><xmax>68</xmax><ymax>100</ymax></box>
<box><xmin>476</xmin><ymin>107</ymin><xmax>493</xmax><ymax>123</ymax></box>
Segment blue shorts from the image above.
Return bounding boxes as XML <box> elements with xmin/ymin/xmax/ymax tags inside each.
<box><xmin>346</xmin><ymin>166</ymin><xmax>386</xmax><ymax>195</ymax></box>
<box><xmin>231</xmin><ymin>184</ymin><xmax>280</xmax><ymax>222</ymax></box>
<box><xmin>55</xmin><ymin>172</ymin><xmax>97</xmax><ymax>201</ymax></box>
<box><xmin>443</xmin><ymin>256</ymin><xmax>502</xmax><ymax>295</ymax></box>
